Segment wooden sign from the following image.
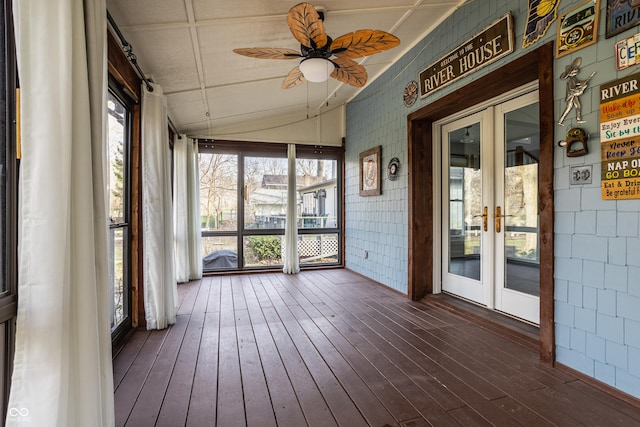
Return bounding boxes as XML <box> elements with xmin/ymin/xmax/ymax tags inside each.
<box><xmin>419</xmin><ymin>13</ymin><xmax>514</xmax><ymax>98</ymax></box>
<box><xmin>599</xmin><ymin>72</ymin><xmax>640</xmax><ymax>200</ymax></box>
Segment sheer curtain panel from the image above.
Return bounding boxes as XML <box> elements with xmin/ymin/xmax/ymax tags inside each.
<box><xmin>141</xmin><ymin>83</ymin><xmax>177</xmax><ymax>330</ymax></box>
<box><xmin>187</xmin><ymin>138</ymin><xmax>203</xmax><ymax>279</ymax></box>
<box><xmin>283</xmin><ymin>144</ymin><xmax>299</xmax><ymax>274</ymax></box>
<box><xmin>173</xmin><ymin>135</ymin><xmax>202</xmax><ymax>282</ymax></box>
<box><xmin>8</xmin><ymin>0</ymin><xmax>115</xmax><ymax>425</ymax></box>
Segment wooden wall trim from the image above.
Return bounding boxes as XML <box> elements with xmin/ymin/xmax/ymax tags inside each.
<box><xmin>108</xmin><ymin>29</ymin><xmax>144</xmax><ymax>328</ymax></box>
<box><xmin>407</xmin><ymin>119</ymin><xmax>432</xmax><ymax>300</ymax></box>
<box><xmin>407</xmin><ymin>42</ymin><xmax>555</xmax><ymax>363</ymax></box>
<box><xmin>107</xmin><ymin>30</ymin><xmax>141</xmax><ymax>102</ymax></box>
<box><xmin>132</xmin><ymin>104</ymin><xmax>144</xmax><ymax>328</ymax></box>
<box><xmin>537</xmin><ymin>44</ymin><xmax>555</xmax><ymax>365</ymax></box>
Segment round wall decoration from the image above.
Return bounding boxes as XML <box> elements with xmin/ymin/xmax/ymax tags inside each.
<box><xmin>403</xmin><ymin>80</ymin><xmax>418</xmax><ymax>107</ymax></box>
<box><xmin>387</xmin><ymin>157</ymin><xmax>400</xmax><ymax>180</ymax></box>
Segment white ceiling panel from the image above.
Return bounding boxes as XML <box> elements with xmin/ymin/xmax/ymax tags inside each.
<box><xmin>107</xmin><ymin>0</ymin><xmax>188</xmax><ymax>26</ymax></box>
<box><xmin>123</xmin><ymin>27</ymin><xmax>200</xmax><ymax>93</ymax></box>
<box><xmin>165</xmin><ymin>91</ymin><xmax>207</xmax><ymax>127</ymax></box>
<box><xmin>107</xmin><ymin>0</ymin><xmax>466</xmax><ymax>136</ymax></box>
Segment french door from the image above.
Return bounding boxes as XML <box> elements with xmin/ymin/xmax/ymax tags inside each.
<box><xmin>440</xmin><ymin>91</ymin><xmax>540</xmax><ymax>324</ymax></box>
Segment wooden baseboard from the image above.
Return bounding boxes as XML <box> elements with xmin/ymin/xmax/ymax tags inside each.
<box><xmin>422</xmin><ymin>293</ymin><xmax>540</xmax><ymax>352</ymax></box>
<box><xmin>344</xmin><ymin>267</ymin><xmax>408</xmax><ymax>297</ymax></box>
<box><xmin>555</xmin><ymin>362</ymin><xmax>640</xmax><ymax>410</ymax></box>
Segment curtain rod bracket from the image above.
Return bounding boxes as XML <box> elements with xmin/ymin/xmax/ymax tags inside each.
<box><xmin>107</xmin><ymin>11</ymin><xmax>153</xmax><ymax>93</ymax></box>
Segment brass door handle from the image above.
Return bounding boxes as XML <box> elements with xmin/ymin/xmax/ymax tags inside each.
<box><xmin>243</xmin><ymin>184</ymin><xmax>248</xmax><ymax>201</ymax></box>
<box><xmin>472</xmin><ymin>206</ymin><xmax>488</xmax><ymax>232</ymax></box>
<box><xmin>494</xmin><ymin>206</ymin><xmax>514</xmax><ymax>233</ymax></box>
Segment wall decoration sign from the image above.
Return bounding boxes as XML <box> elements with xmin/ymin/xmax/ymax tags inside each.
<box><xmin>387</xmin><ymin>157</ymin><xmax>400</xmax><ymax>181</ymax></box>
<box><xmin>599</xmin><ymin>72</ymin><xmax>640</xmax><ymax>200</ymax></box>
<box><xmin>556</xmin><ymin>0</ymin><xmax>600</xmax><ymax>58</ymax></box>
<box><xmin>606</xmin><ymin>0</ymin><xmax>640</xmax><ymax>38</ymax></box>
<box><xmin>418</xmin><ymin>13</ymin><xmax>514</xmax><ymax>99</ymax></box>
<box><xmin>359</xmin><ymin>146</ymin><xmax>381</xmax><ymax>196</ymax></box>
<box><xmin>616</xmin><ymin>32</ymin><xmax>640</xmax><ymax>70</ymax></box>
<box><xmin>523</xmin><ymin>0</ymin><xmax>559</xmax><ymax>48</ymax></box>
<box><xmin>403</xmin><ymin>80</ymin><xmax>418</xmax><ymax>107</ymax></box>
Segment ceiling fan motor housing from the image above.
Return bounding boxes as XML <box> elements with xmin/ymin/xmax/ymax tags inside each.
<box><xmin>301</xmin><ymin>36</ymin><xmax>333</xmax><ymax>59</ymax></box>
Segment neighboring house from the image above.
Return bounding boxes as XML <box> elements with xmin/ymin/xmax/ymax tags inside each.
<box><xmin>299</xmin><ymin>178</ymin><xmax>338</xmax><ymax>228</ymax></box>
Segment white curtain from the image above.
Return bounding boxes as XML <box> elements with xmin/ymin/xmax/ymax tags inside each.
<box><xmin>283</xmin><ymin>144</ymin><xmax>299</xmax><ymax>274</ymax></box>
<box><xmin>173</xmin><ymin>135</ymin><xmax>202</xmax><ymax>282</ymax></box>
<box><xmin>8</xmin><ymin>0</ymin><xmax>115</xmax><ymax>425</ymax></box>
<box><xmin>142</xmin><ymin>83</ymin><xmax>177</xmax><ymax>330</ymax></box>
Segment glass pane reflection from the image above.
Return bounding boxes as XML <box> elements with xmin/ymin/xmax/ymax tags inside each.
<box><xmin>448</xmin><ymin>123</ymin><xmax>481</xmax><ymax>281</ymax></box>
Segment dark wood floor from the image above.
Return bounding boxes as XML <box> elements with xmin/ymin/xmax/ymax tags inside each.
<box><xmin>113</xmin><ymin>270</ymin><xmax>640</xmax><ymax>426</ymax></box>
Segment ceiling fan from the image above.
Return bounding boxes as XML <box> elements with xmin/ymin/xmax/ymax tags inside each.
<box><xmin>233</xmin><ymin>2</ymin><xmax>400</xmax><ymax>89</ymax></box>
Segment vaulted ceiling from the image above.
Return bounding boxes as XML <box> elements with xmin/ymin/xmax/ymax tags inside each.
<box><xmin>106</xmin><ymin>0</ymin><xmax>465</xmax><ymax>140</ymax></box>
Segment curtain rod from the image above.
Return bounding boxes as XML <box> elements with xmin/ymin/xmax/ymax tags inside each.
<box><xmin>107</xmin><ymin>11</ymin><xmax>154</xmax><ymax>93</ymax></box>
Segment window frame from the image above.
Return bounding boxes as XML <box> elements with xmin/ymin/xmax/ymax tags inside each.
<box><xmin>199</xmin><ymin>140</ymin><xmax>344</xmax><ymax>272</ymax></box>
<box><xmin>0</xmin><ymin>0</ymin><xmax>18</xmax><ymax>418</ymax></box>
<box><xmin>107</xmin><ymin>78</ymin><xmax>134</xmax><ymax>346</ymax></box>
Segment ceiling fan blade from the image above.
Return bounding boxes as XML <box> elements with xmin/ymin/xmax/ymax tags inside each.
<box><xmin>233</xmin><ymin>47</ymin><xmax>301</xmax><ymax>60</ymax></box>
<box><xmin>287</xmin><ymin>3</ymin><xmax>328</xmax><ymax>49</ymax></box>
<box><xmin>330</xmin><ymin>56</ymin><xmax>367</xmax><ymax>87</ymax></box>
<box><xmin>282</xmin><ymin>66</ymin><xmax>306</xmax><ymax>89</ymax></box>
<box><xmin>330</xmin><ymin>30</ymin><xmax>400</xmax><ymax>58</ymax></box>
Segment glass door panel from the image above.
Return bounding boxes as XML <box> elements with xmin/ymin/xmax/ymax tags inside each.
<box><xmin>441</xmin><ymin>110</ymin><xmax>491</xmax><ymax>305</ymax></box>
<box><xmin>199</xmin><ymin>153</ymin><xmax>238</xmax><ymax>232</ymax></box>
<box><xmin>199</xmin><ymin>153</ymin><xmax>239</xmax><ymax>270</ymax></box>
<box><xmin>244</xmin><ymin>156</ymin><xmax>288</xmax><ymax>230</ymax></box>
<box><xmin>107</xmin><ymin>91</ymin><xmax>131</xmax><ymax>334</ymax></box>
<box><xmin>495</xmin><ymin>92</ymin><xmax>540</xmax><ymax>324</ymax></box>
<box><xmin>503</xmin><ymin>102</ymin><xmax>540</xmax><ymax>296</ymax></box>
<box><xmin>448</xmin><ymin>122</ymin><xmax>482</xmax><ymax>281</ymax></box>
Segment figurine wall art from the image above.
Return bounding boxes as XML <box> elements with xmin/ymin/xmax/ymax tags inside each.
<box><xmin>558</xmin><ymin>57</ymin><xmax>596</xmax><ymax>125</ymax></box>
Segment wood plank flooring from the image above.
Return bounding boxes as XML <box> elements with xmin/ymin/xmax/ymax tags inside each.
<box><xmin>113</xmin><ymin>270</ymin><xmax>640</xmax><ymax>426</ymax></box>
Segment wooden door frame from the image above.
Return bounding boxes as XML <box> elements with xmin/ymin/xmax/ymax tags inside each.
<box><xmin>407</xmin><ymin>42</ymin><xmax>555</xmax><ymax>363</ymax></box>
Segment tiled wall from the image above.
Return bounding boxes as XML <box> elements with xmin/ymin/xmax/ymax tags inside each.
<box><xmin>345</xmin><ymin>0</ymin><xmax>640</xmax><ymax>398</ymax></box>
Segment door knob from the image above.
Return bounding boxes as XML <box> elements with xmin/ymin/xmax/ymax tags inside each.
<box><xmin>472</xmin><ymin>206</ymin><xmax>488</xmax><ymax>232</ymax></box>
<box><xmin>494</xmin><ymin>206</ymin><xmax>513</xmax><ymax>233</ymax></box>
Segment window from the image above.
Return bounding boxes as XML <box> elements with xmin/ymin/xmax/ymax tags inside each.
<box><xmin>295</xmin><ymin>157</ymin><xmax>340</xmax><ymax>266</ymax></box>
<box><xmin>199</xmin><ymin>141</ymin><xmax>343</xmax><ymax>272</ymax></box>
<box><xmin>107</xmin><ymin>84</ymin><xmax>133</xmax><ymax>344</ymax></box>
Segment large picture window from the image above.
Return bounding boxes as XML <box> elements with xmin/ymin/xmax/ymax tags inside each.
<box><xmin>199</xmin><ymin>141</ymin><xmax>343</xmax><ymax>272</ymax></box>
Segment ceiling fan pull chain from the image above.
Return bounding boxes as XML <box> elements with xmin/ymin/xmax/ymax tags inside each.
<box><xmin>326</xmin><ymin>77</ymin><xmax>329</xmax><ymax>107</ymax></box>
<box><xmin>306</xmin><ymin>83</ymin><xmax>310</xmax><ymax>119</ymax></box>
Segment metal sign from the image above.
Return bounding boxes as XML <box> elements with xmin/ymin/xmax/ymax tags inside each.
<box><xmin>419</xmin><ymin>13</ymin><xmax>514</xmax><ymax>98</ymax></box>
<box><xmin>616</xmin><ymin>33</ymin><xmax>640</xmax><ymax>70</ymax></box>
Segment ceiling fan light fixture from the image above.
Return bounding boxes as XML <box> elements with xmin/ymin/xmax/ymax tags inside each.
<box><xmin>299</xmin><ymin>58</ymin><xmax>334</xmax><ymax>82</ymax></box>
<box><xmin>460</xmin><ymin>127</ymin><xmax>475</xmax><ymax>144</ymax></box>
